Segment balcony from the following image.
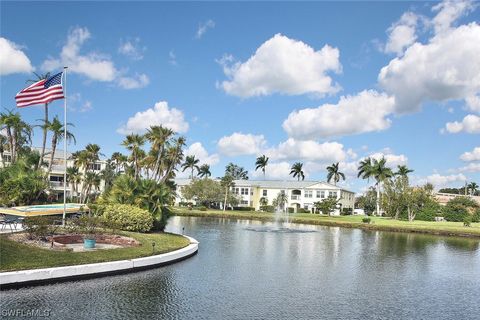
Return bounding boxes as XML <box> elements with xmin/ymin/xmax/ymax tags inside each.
<box><xmin>291</xmin><ymin>195</ymin><xmax>300</xmax><ymax>200</ymax></box>
<box><xmin>49</xmin><ymin>181</ymin><xmax>66</xmax><ymax>189</ymax></box>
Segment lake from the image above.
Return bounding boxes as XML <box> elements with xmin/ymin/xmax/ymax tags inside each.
<box><xmin>1</xmin><ymin>216</ymin><xmax>479</xmax><ymax>319</ymax></box>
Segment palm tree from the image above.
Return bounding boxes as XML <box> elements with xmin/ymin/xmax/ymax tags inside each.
<box><xmin>198</xmin><ymin>164</ymin><xmax>211</xmax><ymax>178</ymax></box>
<box><xmin>146</xmin><ymin>125</ymin><xmax>174</xmax><ymax>180</ymax></box>
<box><xmin>121</xmin><ymin>134</ymin><xmax>145</xmax><ymax>179</ymax></box>
<box><xmin>0</xmin><ymin>134</ymin><xmax>7</xmax><ymax>167</ymax></box>
<box><xmin>27</xmin><ymin>72</ymin><xmax>51</xmax><ymax>169</ymax></box>
<box><xmin>221</xmin><ymin>174</ymin><xmax>235</xmax><ymax>211</ymax></box>
<box><xmin>66</xmin><ymin>166</ymin><xmax>82</xmax><ymax>201</ymax></box>
<box><xmin>110</xmin><ymin>152</ymin><xmax>125</xmax><ymax>173</ymax></box>
<box><xmin>46</xmin><ymin>116</ymin><xmax>75</xmax><ymax>177</ymax></box>
<box><xmin>326</xmin><ymin>162</ymin><xmax>345</xmax><ymax>185</ymax></box>
<box><xmin>85</xmin><ymin>143</ymin><xmax>103</xmax><ymax>171</ymax></box>
<box><xmin>255</xmin><ymin>155</ymin><xmax>269</xmax><ymax>179</ymax></box>
<box><xmin>161</xmin><ymin>136</ymin><xmax>186</xmax><ymax>183</ymax></box>
<box><xmin>357</xmin><ymin>157</ymin><xmax>373</xmax><ymax>181</ymax></box>
<box><xmin>225</xmin><ymin>163</ymin><xmax>249</xmax><ymax>180</ymax></box>
<box><xmin>290</xmin><ymin>162</ymin><xmax>305</xmax><ymax>181</ymax></box>
<box><xmin>0</xmin><ymin>110</ymin><xmax>32</xmax><ymax>163</ymax></box>
<box><xmin>468</xmin><ymin>182</ymin><xmax>479</xmax><ymax>196</ymax></box>
<box><xmin>370</xmin><ymin>157</ymin><xmax>394</xmax><ymax>216</ymax></box>
<box><xmin>182</xmin><ymin>155</ymin><xmax>200</xmax><ymax>179</ymax></box>
<box><xmin>395</xmin><ymin>165</ymin><xmax>414</xmax><ymax>181</ymax></box>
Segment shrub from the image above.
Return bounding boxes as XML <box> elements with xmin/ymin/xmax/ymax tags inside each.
<box><xmin>415</xmin><ymin>202</ymin><xmax>441</xmax><ymax>221</ymax></box>
<box><xmin>199</xmin><ymin>206</ymin><xmax>208</xmax><ymax>211</ymax></box>
<box><xmin>297</xmin><ymin>208</ymin><xmax>309</xmax><ymax>214</ymax></box>
<box><xmin>463</xmin><ymin>216</ymin><xmax>472</xmax><ymax>227</ymax></box>
<box><xmin>260</xmin><ymin>205</ymin><xmax>275</xmax><ymax>213</ymax></box>
<box><xmin>362</xmin><ymin>217</ymin><xmax>371</xmax><ymax>224</ymax></box>
<box><xmin>341</xmin><ymin>208</ymin><xmax>353</xmax><ymax>215</ymax></box>
<box><xmin>444</xmin><ymin>203</ymin><xmax>469</xmax><ymax>222</ymax></box>
<box><xmin>23</xmin><ymin>216</ymin><xmax>60</xmax><ymax>240</ymax></box>
<box><xmin>473</xmin><ymin>209</ymin><xmax>480</xmax><ymax>223</ymax></box>
<box><xmin>287</xmin><ymin>207</ymin><xmax>295</xmax><ymax>214</ymax></box>
<box><xmin>232</xmin><ymin>207</ymin><xmax>255</xmax><ymax>211</ymax></box>
<box><xmin>102</xmin><ymin>204</ymin><xmax>153</xmax><ymax>232</ymax></box>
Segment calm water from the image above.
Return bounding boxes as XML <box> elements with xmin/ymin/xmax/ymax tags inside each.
<box><xmin>1</xmin><ymin>216</ymin><xmax>479</xmax><ymax>320</ymax></box>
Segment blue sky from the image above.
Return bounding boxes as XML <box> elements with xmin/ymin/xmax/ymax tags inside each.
<box><xmin>1</xmin><ymin>1</ymin><xmax>479</xmax><ymax>192</ymax></box>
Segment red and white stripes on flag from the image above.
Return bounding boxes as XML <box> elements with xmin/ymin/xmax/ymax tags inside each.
<box><xmin>15</xmin><ymin>72</ymin><xmax>64</xmax><ymax>108</ymax></box>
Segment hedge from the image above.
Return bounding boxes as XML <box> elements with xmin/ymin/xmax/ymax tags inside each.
<box><xmin>102</xmin><ymin>204</ymin><xmax>153</xmax><ymax>232</ymax></box>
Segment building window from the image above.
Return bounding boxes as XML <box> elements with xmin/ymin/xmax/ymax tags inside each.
<box><xmin>320</xmin><ymin>191</ymin><xmax>325</xmax><ymax>199</ymax></box>
<box><xmin>88</xmin><ymin>163</ymin><xmax>101</xmax><ymax>171</ymax></box>
<box><xmin>330</xmin><ymin>191</ymin><xmax>337</xmax><ymax>198</ymax></box>
<box><xmin>241</xmin><ymin>188</ymin><xmax>249</xmax><ymax>195</ymax></box>
<box><xmin>305</xmin><ymin>190</ymin><xmax>313</xmax><ymax>198</ymax></box>
<box><xmin>241</xmin><ymin>200</ymin><xmax>249</xmax><ymax>205</ymax></box>
<box><xmin>263</xmin><ymin>189</ymin><xmax>267</xmax><ymax>196</ymax></box>
<box><xmin>2</xmin><ymin>155</ymin><xmax>12</xmax><ymax>163</ymax></box>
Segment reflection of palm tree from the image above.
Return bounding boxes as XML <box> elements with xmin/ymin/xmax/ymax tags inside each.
<box><xmin>326</xmin><ymin>162</ymin><xmax>345</xmax><ymax>185</ymax></box>
<box><xmin>198</xmin><ymin>164</ymin><xmax>211</xmax><ymax>178</ymax></box>
<box><xmin>255</xmin><ymin>155</ymin><xmax>269</xmax><ymax>179</ymax></box>
<box><xmin>182</xmin><ymin>155</ymin><xmax>200</xmax><ymax>179</ymax></box>
<box><xmin>290</xmin><ymin>162</ymin><xmax>305</xmax><ymax>181</ymax></box>
<box><xmin>275</xmin><ymin>191</ymin><xmax>288</xmax><ymax>212</ymax></box>
<box><xmin>468</xmin><ymin>182</ymin><xmax>479</xmax><ymax>196</ymax></box>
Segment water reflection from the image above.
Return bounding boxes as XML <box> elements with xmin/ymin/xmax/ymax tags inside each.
<box><xmin>1</xmin><ymin>216</ymin><xmax>479</xmax><ymax>320</ymax></box>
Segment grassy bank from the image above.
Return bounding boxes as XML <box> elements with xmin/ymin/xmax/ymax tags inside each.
<box><xmin>0</xmin><ymin>232</ymin><xmax>190</xmax><ymax>272</ymax></box>
<box><xmin>173</xmin><ymin>208</ymin><xmax>480</xmax><ymax>238</ymax></box>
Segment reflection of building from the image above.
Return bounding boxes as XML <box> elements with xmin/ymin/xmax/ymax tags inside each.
<box><xmin>175</xmin><ymin>179</ymin><xmax>355</xmax><ymax>214</ymax></box>
<box><xmin>1</xmin><ymin>148</ymin><xmax>106</xmax><ymax>200</ymax></box>
<box><xmin>435</xmin><ymin>192</ymin><xmax>480</xmax><ymax>206</ymax></box>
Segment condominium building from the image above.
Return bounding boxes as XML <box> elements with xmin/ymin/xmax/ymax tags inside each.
<box><xmin>1</xmin><ymin>148</ymin><xmax>107</xmax><ymax>200</ymax></box>
<box><xmin>434</xmin><ymin>192</ymin><xmax>480</xmax><ymax>206</ymax></box>
<box><xmin>174</xmin><ymin>179</ymin><xmax>355</xmax><ymax>215</ymax></box>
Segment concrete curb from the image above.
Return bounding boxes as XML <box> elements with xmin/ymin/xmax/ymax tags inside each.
<box><xmin>0</xmin><ymin>235</ymin><xmax>198</xmax><ymax>290</ymax></box>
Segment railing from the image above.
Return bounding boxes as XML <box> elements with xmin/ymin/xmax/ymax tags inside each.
<box><xmin>49</xmin><ymin>181</ymin><xmax>65</xmax><ymax>188</ymax></box>
<box><xmin>291</xmin><ymin>195</ymin><xmax>300</xmax><ymax>200</ymax></box>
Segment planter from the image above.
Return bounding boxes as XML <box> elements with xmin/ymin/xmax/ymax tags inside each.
<box><xmin>83</xmin><ymin>238</ymin><xmax>96</xmax><ymax>249</ymax></box>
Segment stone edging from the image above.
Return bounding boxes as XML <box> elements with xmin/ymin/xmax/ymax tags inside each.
<box><xmin>0</xmin><ymin>235</ymin><xmax>198</xmax><ymax>290</ymax></box>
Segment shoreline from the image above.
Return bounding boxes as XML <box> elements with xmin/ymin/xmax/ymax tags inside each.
<box><xmin>173</xmin><ymin>209</ymin><xmax>480</xmax><ymax>239</ymax></box>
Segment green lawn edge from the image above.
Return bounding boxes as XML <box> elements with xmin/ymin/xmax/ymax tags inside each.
<box><xmin>0</xmin><ymin>231</ymin><xmax>190</xmax><ymax>272</ymax></box>
<box><xmin>173</xmin><ymin>208</ymin><xmax>480</xmax><ymax>238</ymax></box>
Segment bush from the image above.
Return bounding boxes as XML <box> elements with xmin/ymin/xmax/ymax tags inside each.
<box><xmin>287</xmin><ymin>207</ymin><xmax>295</xmax><ymax>214</ymax></box>
<box><xmin>473</xmin><ymin>209</ymin><xmax>480</xmax><ymax>223</ymax></box>
<box><xmin>232</xmin><ymin>207</ymin><xmax>255</xmax><ymax>211</ymax></box>
<box><xmin>260</xmin><ymin>205</ymin><xmax>275</xmax><ymax>213</ymax></box>
<box><xmin>23</xmin><ymin>216</ymin><xmax>60</xmax><ymax>240</ymax></box>
<box><xmin>444</xmin><ymin>203</ymin><xmax>469</xmax><ymax>222</ymax></box>
<box><xmin>102</xmin><ymin>204</ymin><xmax>153</xmax><ymax>232</ymax></box>
<box><xmin>464</xmin><ymin>216</ymin><xmax>472</xmax><ymax>227</ymax></box>
<box><xmin>362</xmin><ymin>217</ymin><xmax>371</xmax><ymax>224</ymax></box>
<box><xmin>415</xmin><ymin>202</ymin><xmax>441</xmax><ymax>221</ymax></box>
<box><xmin>199</xmin><ymin>206</ymin><xmax>208</xmax><ymax>211</ymax></box>
<box><xmin>297</xmin><ymin>208</ymin><xmax>309</xmax><ymax>214</ymax></box>
<box><xmin>341</xmin><ymin>208</ymin><xmax>353</xmax><ymax>215</ymax></box>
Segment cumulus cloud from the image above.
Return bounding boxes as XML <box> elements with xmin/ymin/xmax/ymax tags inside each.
<box><xmin>384</xmin><ymin>12</ymin><xmax>419</xmax><ymax>55</ymax></box>
<box><xmin>369</xmin><ymin>151</ymin><xmax>408</xmax><ymax>167</ymax></box>
<box><xmin>0</xmin><ymin>37</ymin><xmax>34</xmax><ymax>75</ymax></box>
<box><xmin>457</xmin><ymin>162</ymin><xmax>480</xmax><ymax>172</ymax></box>
<box><xmin>196</xmin><ymin>20</ymin><xmax>215</xmax><ymax>39</ymax></box>
<box><xmin>431</xmin><ymin>0</ymin><xmax>475</xmax><ymax>34</ymax></box>
<box><xmin>466</xmin><ymin>94</ymin><xmax>480</xmax><ymax>113</ymax></box>
<box><xmin>265</xmin><ymin>139</ymin><xmax>346</xmax><ymax>163</ymax></box>
<box><xmin>117</xmin><ymin>101</ymin><xmax>189</xmax><ymax>135</ymax></box>
<box><xmin>42</xmin><ymin>27</ymin><xmax>148</xmax><ymax>89</ymax></box>
<box><xmin>185</xmin><ymin>142</ymin><xmax>220</xmax><ymax>166</ymax></box>
<box><xmin>117</xmin><ymin>73</ymin><xmax>150</xmax><ymax>89</ymax></box>
<box><xmin>219</xmin><ymin>34</ymin><xmax>341</xmax><ymax>98</ymax></box>
<box><xmin>217</xmin><ymin>133</ymin><xmax>266</xmax><ymax>156</ymax></box>
<box><xmin>379</xmin><ymin>22</ymin><xmax>480</xmax><ymax>114</ymax></box>
<box><xmin>282</xmin><ymin>90</ymin><xmax>395</xmax><ymax>139</ymax></box>
<box><xmin>460</xmin><ymin>147</ymin><xmax>480</xmax><ymax>161</ymax></box>
<box><xmin>443</xmin><ymin>114</ymin><xmax>480</xmax><ymax>134</ymax></box>
<box><xmin>118</xmin><ymin>38</ymin><xmax>145</xmax><ymax>60</ymax></box>
<box><xmin>425</xmin><ymin>173</ymin><xmax>467</xmax><ymax>188</ymax></box>
<box><xmin>251</xmin><ymin>161</ymin><xmax>293</xmax><ymax>180</ymax></box>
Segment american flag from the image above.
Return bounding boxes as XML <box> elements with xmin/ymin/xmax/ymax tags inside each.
<box><xmin>15</xmin><ymin>72</ymin><xmax>65</xmax><ymax>108</ymax></box>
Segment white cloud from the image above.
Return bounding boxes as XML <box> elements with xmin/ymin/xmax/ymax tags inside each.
<box><xmin>369</xmin><ymin>152</ymin><xmax>408</xmax><ymax>167</ymax></box>
<box><xmin>466</xmin><ymin>94</ymin><xmax>480</xmax><ymax>113</ymax></box>
<box><xmin>379</xmin><ymin>22</ymin><xmax>480</xmax><ymax>114</ymax></box>
<box><xmin>384</xmin><ymin>12</ymin><xmax>419</xmax><ymax>55</ymax></box>
<box><xmin>217</xmin><ymin>133</ymin><xmax>266</xmax><ymax>157</ymax></box>
<box><xmin>169</xmin><ymin>50</ymin><xmax>177</xmax><ymax>66</ymax></box>
<box><xmin>266</xmin><ymin>139</ymin><xmax>346</xmax><ymax>163</ymax></box>
<box><xmin>0</xmin><ymin>37</ymin><xmax>34</xmax><ymax>75</ymax></box>
<box><xmin>219</xmin><ymin>34</ymin><xmax>341</xmax><ymax>98</ymax></box>
<box><xmin>196</xmin><ymin>20</ymin><xmax>215</xmax><ymax>39</ymax></box>
<box><xmin>282</xmin><ymin>90</ymin><xmax>395</xmax><ymax>139</ymax></box>
<box><xmin>457</xmin><ymin>162</ymin><xmax>480</xmax><ymax>172</ymax></box>
<box><xmin>460</xmin><ymin>147</ymin><xmax>480</xmax><ymax>161</ymax></box>
<box><xmin>425</xmin><ymin>173</ymin><xmax>467</xmax><ymax>189</ymax></box>
<box><xmin>431</xmin><ymin>0</ymin><xmax>475</xmax><ymax>34</ymax></box>
<box><xmin>444</xmin><ymin>114</ymin><xmax>480</xmax><ymax>134</ymax></box>
<box><xmin>118</xmin><ymin>38</ymin><xmax>145</xmax><ymax>60</ymax></box>
<box><xmin>117</xmin><ymin>101</ymin><xmax>189</xmax><ymax>135</ymax></box>
<box><xmin>185</xmin><ymin>142</ymin><xmax>220</xmax><ymax>166</ymax></box>
<box><xmin>117</xmin><ymin>73</ymin><xmax>149</xmax><ymax>89</ymax></box>
<box><xmin>251</xmin><ymin>161</ymin><xmax>293</xmax><ymax>180</ymax></box>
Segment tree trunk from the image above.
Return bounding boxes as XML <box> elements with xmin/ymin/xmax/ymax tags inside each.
<box><xmin>46</xmin><ymin>136</ymin><xmax>57</xmax><ymax>178</ymax></box>
<box><xmin>376</xmin><ymin>182</ymin><xmax>381</xmax><ymax>216</ymax></box>
<box><xmin>223</xmin><ymin>188</ymin><xmax>228</xmax><ymax>212</ymax></box>
<box><xmin>5</xmin><ymin>127</ymin><xmax>14</xmax><ymax>163</ymax></box>
<box><xmin>37</xmin><ymin>103</ymin><xmax>49</xmax><ymax>169</ymax></box>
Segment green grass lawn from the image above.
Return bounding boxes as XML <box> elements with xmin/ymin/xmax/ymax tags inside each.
<box><xmin>0</xmin><ymin>231</ymin><xmax>190</xmax><ymax>272</ymax></box>
<box><xmin>173</xmin><ymin>208</ymin><xmax>480</xmax><ymax>238</ymax></box>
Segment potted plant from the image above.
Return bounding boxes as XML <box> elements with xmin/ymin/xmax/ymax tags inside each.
<box><xmin>76</xmin><ymin>215</ymin><xmax>103</xmax><ymax>249</ymax></box>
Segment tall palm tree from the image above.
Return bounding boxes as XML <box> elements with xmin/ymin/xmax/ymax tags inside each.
<box><xmin>46</xmin><ymin>116</ymin><xmax>75</xmax><ymax>177</ymax></box>
<box><xmin>468</xmin><ymin>182</ymin><xmax>479</xmax><ymax>196</ymax></box>
<box><xmin>182</xmin><ymin>155</ymin><xmax>200</xmax><ymax>179</ymax></box>
<box><xmin>225</xmin><ymin>162</ymin><xmax>249</xmax><ymax>180</ymax></box>
<box><xmin>395</xmin><ymin>165</ymin><xmax>414</xmax><ymax>180</ymax></box>
<box><xmin>326</xmin><ymin>162</ymin><xmax>345</xmax><ymax>185</ymax></box>
<box><xmin>146</xmin><ymin>125</ymin><xmax>174</xmax><ymax>180</ymax></box>
<box><xmin>161</xmin><ymin>136</ymin><xmax>185</xmax><ymax>183</ymax></box>
<box><xmin>121</xmin><ymin>134</ymin><xmax>145</xmax><ymax>179</ymax></box>
<box><xmin>370</xmin><ymin>157</ymin><xmax>394</xmax><ymax>216</ymax></box>
<box><xmin>255</xmin><ymin>155</ymin><xmax>269</xmax><ymax>179</ymax></box>
<box><xmin>198</xmin><ymin>164</ymin><xmax>211</xmax><ymax>178</ymax></box>
<box><xmin>110</xmin><ymin>152</ymin><xmax>124</xmax><ymax>173</ymax></box>
<box><xmin>27</xmin><ymin>72</ymin><xmax>51</xmax><ymax>169</ymax></box>
<box><xmin>66</xmin><ymin>166</ymin><xmax>82</xmax><ymax>201</ymax></box>
<box><xmin>357</xmin><ymin>157</ymin><xmax>373</xmax><ymax>181</ymax></box>
<box><xmin>0</xmin><ymin>110</ymin><xmax>32</xmax><ymax>163</ymax></box>
<box><xmin>290</xmin><ymin>162</ymin><xmax>305</xmax><ymax>181</ymax></box>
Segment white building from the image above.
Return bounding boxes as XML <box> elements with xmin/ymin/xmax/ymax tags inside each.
<box><xmin>174</xmin><ymin>179</ymin><xmax>355</xmax><ymax>215</ymax></box>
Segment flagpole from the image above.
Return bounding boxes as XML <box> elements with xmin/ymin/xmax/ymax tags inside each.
<box><xmin>62</xmin><ymin>66</ymin><xmax>68</xmax><ymax>226</ymax></box>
